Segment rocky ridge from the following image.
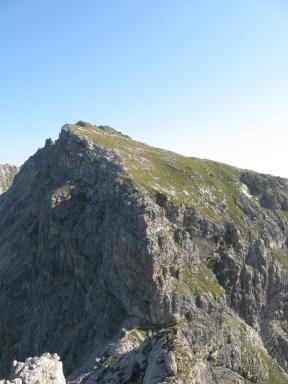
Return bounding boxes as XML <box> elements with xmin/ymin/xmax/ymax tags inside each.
<box><xmin>0</xmin><ymin>122</ymin><xmax>288</xmax><ymax>383</ymax></box>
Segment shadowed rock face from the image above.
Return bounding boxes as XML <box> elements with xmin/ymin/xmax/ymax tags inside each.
<box><xmin>240</xmin><ymin>171</ymin><xmax>288</xmax><ymax>211</ymax></box>
<box><xmin>1</xmin><ymin>122</ymin><xmax>288</xmax><ymax>383</ymax></box>
<box><xmin>0</xmin><ymin>164</ymin><xmax>18</xmax><ymax>194</ymax></box>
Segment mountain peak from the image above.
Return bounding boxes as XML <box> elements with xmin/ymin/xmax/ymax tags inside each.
<box><xmin>1</xmin><ymin>123</ymin><xmax>288</xmax><ymax>383</ymax></box>
<box><xmin>66</xmin><ymin>120</ymin><xmax>132</xmax><ymax>139</ymax></box>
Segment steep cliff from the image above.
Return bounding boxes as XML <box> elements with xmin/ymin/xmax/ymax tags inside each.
<box><xmin>0</xmin><ymin>122</ymin><xmax>288</xmax><ymax>384</ymax></box>
<box><xmin>0</xmin><ymin>164</ymin><xmax>18</xmax><ymax>194</ymax></box>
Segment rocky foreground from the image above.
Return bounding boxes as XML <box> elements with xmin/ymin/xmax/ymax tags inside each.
<box><xmin>1</xmin><ymin>122</ymin><xmax>288</xmax><ymax>383</ymax></box>
<box><xmin>0</xmin><ymin>354</ymin><xmax>65</xmax><ymax>384</ymax></box>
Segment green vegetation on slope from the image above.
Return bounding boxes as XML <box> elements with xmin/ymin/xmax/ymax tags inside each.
<box><xmin>240</xmin><ymin>326</ymin><xmax>288</xmax><ymax>384</ymax></box>
<box><xmin>271</xmin><ymin>249</ymin><xmax>288</xmax><ymax>271</ymax></box>
<box><xmin>177</xmin><ymin>263</ymin><xmax>224</xmax><ymax>299</ymax></box>
<box><xmin>63</xmin><ymin>123</ymin><xmax>288</xmax><ymax>241</ymax></box>
<box><xmin>65</xmin><ymin>124</ymin><xmax>252</xmax><ymax>226</ymax></box>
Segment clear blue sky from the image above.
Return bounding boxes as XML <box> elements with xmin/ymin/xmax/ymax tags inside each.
<box><xmin>1</xmin><ymin>0</ymin><xmax>287</xmax><ymax>176</ymax></box>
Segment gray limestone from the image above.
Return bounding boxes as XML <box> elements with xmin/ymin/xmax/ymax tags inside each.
<box><xmin>1</xmin><ymin>123</ymin><xmax>288</xmax><ymax>383</ymax></box>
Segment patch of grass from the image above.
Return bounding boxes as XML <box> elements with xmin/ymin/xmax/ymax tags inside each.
<box><xmin>174</xmin><ymin>344</ymin><xmax>194</xmax><ymax>383</ymax></box>
<box><xmin>240</xmin><ymin>329</ymin><xmax>266</xmax><ymax>382</ymax></box>
<box><xmin>240</xmin><ymin>326</ymin><xmax>288</xmax><ymax>384</ymax></box>
<box><xmin>271</xmin><ymin>249</ymin><xmax>288</xmax><ymax>271</ymax></box>
<box><xmin>128</xmin><ymin>320</ymin><xmax>183</xmax><ymax>344</ymax></box>
<box><xmin>177</xmin><ymin>263</ymin><xmax>224</xmax><ymax>299</ymax></box>
<box><xmin>260</xmin><ymin>350</ymin><xmax>288</xmax><ymax>384</ymax></box>
<box><xmin>128</xmin><ymin>329</ymin><xmax>146</xmax><ymax>343</ymax></box>
<box><xmin>104</xmin><ymin>355</ymin><xmax>118</xmax><ymax>367</ymax></box>
<box><xmin>162</xmin><ymin>327</ymin><xmax>178</xmax><ymax>343</ymax></box>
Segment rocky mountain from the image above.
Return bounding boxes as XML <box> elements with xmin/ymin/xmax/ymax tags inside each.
<box><xmin>0</xmin><ymin>164</ymin><xmax>19</xmax><ymax>194</ymax></box>
<box><xmin>1</xmin><ymin>121</ymin><xmax>288</xmax><ymax>384</ymax></box>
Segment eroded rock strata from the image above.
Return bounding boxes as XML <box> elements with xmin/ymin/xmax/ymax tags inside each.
<box><xmin>1</xmin><ymin>122</ymin><xmax>288</xmax><ymax>383</ymax></box>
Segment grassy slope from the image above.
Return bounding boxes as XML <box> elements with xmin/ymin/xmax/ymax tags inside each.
<box><xmin>64</xmin><ymin>124</ymin><xmax>253</xmax><ymax>226</ymax></box>
<box><xmin>240</xmin><ymin>325</ymin><xmax>288</xmax><ymax>384</ymax></box>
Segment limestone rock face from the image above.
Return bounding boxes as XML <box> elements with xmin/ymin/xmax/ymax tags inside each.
<box><xmin>1</xmin><ymin>122</ymin><xmax>288</xmax><ymax>383</ymax></box>
<box><xmin>0</xmin><ymin>353</ymin><xmax>65</xmax><ymax>384</ymax></box>
<box><xmin>0</xmin><ymin>164</ymin><xmax>18</xmax><ymax>194</ymax></box>
<box><xmin>240</xmin><ymin>171</ymin><xmax>288</xmax><ymax>211</ymax></box>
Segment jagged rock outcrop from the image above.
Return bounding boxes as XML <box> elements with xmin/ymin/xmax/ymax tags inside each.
<box><xmin>240</xmin><ymin>171</ymin><xmax>288</xmax><ymax>211</ymax></box>
<box><xmin>1</xmin><ymin>122</ymin><xmax>288</xmax><ymax>383</ymax></box>
<box><xmin>0</xmin><ymin>164</ymin><xmax>18</xmax><ymax>194</ymax></box>
<box><xmin>0</xmin><ymin>353</ymin><xmax>65</xmax><ymax>384</ymax></box>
